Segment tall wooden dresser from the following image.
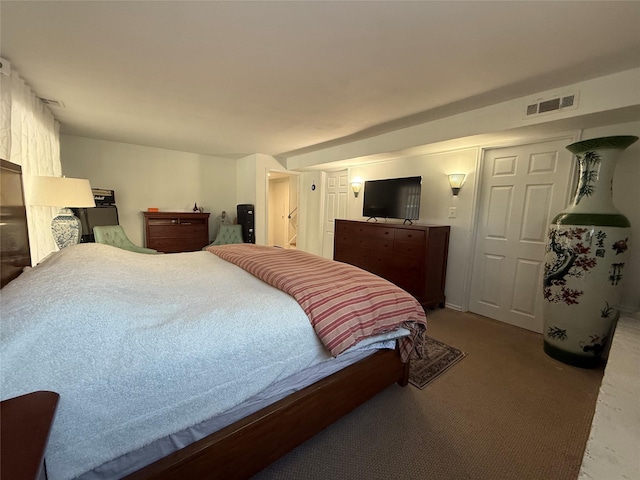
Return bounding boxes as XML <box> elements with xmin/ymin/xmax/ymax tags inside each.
<box><xmin>333</xmin><ymin>219</ymin><xmax>450</xmax><ymax>308</ymax></box>
<box><xmin>143</xmin><ymin>212</ymin><xmax>210</xmax><ymax>253</ymax></box>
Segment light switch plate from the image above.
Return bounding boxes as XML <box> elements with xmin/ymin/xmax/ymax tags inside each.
<box><xmin>448</xmin><ymin>207</ymin><xmax>457</xmax><ymax>218</ymax></box>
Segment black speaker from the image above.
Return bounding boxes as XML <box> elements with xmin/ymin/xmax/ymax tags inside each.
<box><xmin>237</xmin><ymin>204</ymin><xmax>255</xmax><ymax>244</ymax></box>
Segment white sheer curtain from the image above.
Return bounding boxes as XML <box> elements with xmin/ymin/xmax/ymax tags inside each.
<box><xmin>0</xmin><ymin>63</ymin><xmax>11</xmax><ymax>160</ymax></box>
<box><xmin>1</xmin><ymin>66</ymin><xmax>62</xmax><ymax>264</ymax></box>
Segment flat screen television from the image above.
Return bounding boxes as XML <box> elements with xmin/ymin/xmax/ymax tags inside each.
<box><xmin>362</xmin><ymin>176</ymin><xmax>421</xmax><ymax>221</ymax></box>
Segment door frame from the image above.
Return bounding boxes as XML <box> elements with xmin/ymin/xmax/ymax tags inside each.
<box><xmin>461</xmin><ymin>131</ymin><xmax>582</xmax><ymax>313</ymax></box>
<box><xmin>268</xmin><ymin>176</ymin><xmax>289</xmax><ymax>247</ymax></box>
<box><xmin>265</xmin><ymin>169</ymin><xmax>301</xmax><ymax>248</ymax></box>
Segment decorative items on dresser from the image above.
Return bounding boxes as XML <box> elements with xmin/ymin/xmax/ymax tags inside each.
<box><xmin>143</xmin><ymin>211</ymin><xmax>210</xmax><ymax>253</ymax></box>
<box><xmin>542</xmin><ymin>135</ymin><xmax>637</xmax><ymax>368</ymax></box>
<box><xmin>333</xmin><ymin>219</ymin><xmax>450</xmax><ymax>308</ymax></box>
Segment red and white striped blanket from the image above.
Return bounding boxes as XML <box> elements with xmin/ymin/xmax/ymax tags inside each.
<box><xmin>206</xmin><ymin>244</ymin><xmax>426</xmax><ymax>362</ymax></box>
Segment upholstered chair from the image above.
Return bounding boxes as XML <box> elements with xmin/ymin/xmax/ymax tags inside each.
<box><xmin>209</xmin><ymin>224</ymin><xmax>244</xmax><ymax>245</ymax></box>
<box><xmin>93</xmin><ymin>225</ymin><xmax>160</xmax><ymax>254</ymax></box>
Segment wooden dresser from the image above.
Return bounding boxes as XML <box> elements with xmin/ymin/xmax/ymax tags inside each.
<box><xmin>334</xmin><ymin>219</ymin><xmax>450</xmax><ymax>308</ymax></box>
<box><xmin>143</xmin><ymin>212</ymin><xmax>210</xmax><ymax>253</ymax></box>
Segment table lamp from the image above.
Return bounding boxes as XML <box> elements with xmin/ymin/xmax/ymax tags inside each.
<box><xmin>30</xmin><ymin>176</ymin><xmax>95</xmax><ymax>249</ymax></box>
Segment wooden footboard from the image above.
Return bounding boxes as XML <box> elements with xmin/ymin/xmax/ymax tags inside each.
<box><xmin>125</xmin><ymin>348</ymin><xmax>407</xmax><ymax>480</ymax></box>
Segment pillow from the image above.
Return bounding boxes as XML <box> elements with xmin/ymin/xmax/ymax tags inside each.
<box><xmin>210</xmin><ymin>224</ymin><xmax>244</xmax><ymax>245</ymax></box>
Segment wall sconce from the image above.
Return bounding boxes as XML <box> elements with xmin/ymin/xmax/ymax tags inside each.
<box><xmin>448</xmin><ymin>174</ymin><xmax>466</xmax><ymax>196</ymax></box>
<box><xmin>30</xmin><ymin>175</ymin><xmax>95</xmax><ymax>249</ymax></box>
<box><xmin>351</xmin><ymin>176</ymin><xmax>363</xmax><ymax>198</ymax></box>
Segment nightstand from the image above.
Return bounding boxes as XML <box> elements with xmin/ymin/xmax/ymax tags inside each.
<box><xmin>1</xmin><ymin>391</ymin><xmax>59</xmax><ymax>480</ymax></box>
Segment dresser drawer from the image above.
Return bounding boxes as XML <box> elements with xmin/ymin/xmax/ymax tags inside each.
<box><xmin>148</xmin><ymin>237</ymin><xmax>207</xmax><ymax>253</ymax></box>
<box><xmin>147</xmin><ymin>217</ymin><xmax>208</xmax><ymax>226</ymax></box>
<box><xmin>393</xmin><ymin>228</ymin><xmax>425</xmax><ymax>256</ymax></box>
<box><xmin>148</xmin><ymin>225</ymin><xmax>207</xmax><ymax>239</ymax></box>
<box><xmin>143</xmin><ymin>212</ymin><xmax>210</xmax><ymax>253</ymax></box>
<box><xmin>176</xmin><ymin>217</ymin><xmax>207</xmax><ymax>225</ymax></box>
<box><xmin>394</xmin><ymin>240</ymin><xmax>425</xmax><ymax>257</ymax></box>
<box><xmin>394</xmin><ymin>228</ymin><xmax>425</xmax><ymax>244</ymax></box>
<box><xmin>335</xmin><ymin>222</ymin><xmax>393</xmax><ymax>250</ymax></box>
<box><xmin>147</xmin><ymin>218</ymin><xmax>180</xmax><ymax>226</ymax></box>
<box><xmin>335</xmin><ymin>245</ymin><xmax>373</xmax><ymax>267</ymax></box>
<box><xmin>390</xmin><ymin>254</ymin><xmax>424</xmax><ymax>297</ymax></box>
<box><xmin>353</xmin><ymin>236</ymin><xmax>393</xmax><ymax>251</ymax></box>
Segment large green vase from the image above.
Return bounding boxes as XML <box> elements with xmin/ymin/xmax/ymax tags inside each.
<box><xmin>542</xmin><ymin>135</ymin><xmax>637</xmax><ymax>368</ymax></box>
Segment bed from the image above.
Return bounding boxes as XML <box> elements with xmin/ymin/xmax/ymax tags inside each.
<box><xmin>0</xmin><ymin>161</ymin><xmax>427</xmax><ymax>480</ymax></box>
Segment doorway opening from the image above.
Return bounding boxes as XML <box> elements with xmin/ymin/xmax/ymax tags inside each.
<box><xmin>267</xmin><ymin>171</ymin><xmax>299</xmax><ymax>249</ymax></box>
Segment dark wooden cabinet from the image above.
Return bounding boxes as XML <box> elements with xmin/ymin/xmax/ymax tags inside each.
<box><xmin>143</xmin><ymin>212</ymin><xmax>210</xmax><ymax>253</ymax></box>
<box><xmin>0</xmin><ymin>391</ymin><xmax>59</xmax><ymax>480</ymax></box>
<box><xmin>333</xmin><ymin>219</ymin><xmax>450</xmax><ymax>308</ymax></box>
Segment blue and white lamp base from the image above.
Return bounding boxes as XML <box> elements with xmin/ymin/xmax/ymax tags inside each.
<box><xmin>51</xmin><ymin>208</ymin><xmax>82</xmax><ymax>249</ymax></box>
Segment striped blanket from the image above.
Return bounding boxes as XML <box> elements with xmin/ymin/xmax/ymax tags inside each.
<box><xmin>206</xmin><ymin>244</ymin><xmax>426</xmax><ymax>361</ymax></box>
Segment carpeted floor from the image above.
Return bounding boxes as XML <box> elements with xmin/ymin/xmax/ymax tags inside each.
<box><xmin>253</xmin><ymin>309</ymin><xmax>604</xmax><ymax>480</ymax></box>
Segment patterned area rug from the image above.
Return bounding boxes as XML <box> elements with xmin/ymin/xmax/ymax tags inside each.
<box><xmin>409</xmin><ymin>336</ymin><xmax>467</xmax><ymax>389</ymax></box>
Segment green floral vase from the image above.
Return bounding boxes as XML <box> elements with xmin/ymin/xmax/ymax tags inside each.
<box><xmin>542</xmin><ymin>135</ymin><xmax>637</xmax><ymax>368</ymax></box>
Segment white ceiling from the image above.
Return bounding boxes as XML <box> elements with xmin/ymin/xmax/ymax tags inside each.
<box><xmin>2</xmin><ymin>1</ymin><xmax>639</xmax><ymax>161</ymax></box>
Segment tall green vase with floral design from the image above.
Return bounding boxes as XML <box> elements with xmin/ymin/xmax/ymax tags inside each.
<box><xmin>543</xmin><ymin>135</ymin><xmax>637</xmax><ymax>368</ymax></box>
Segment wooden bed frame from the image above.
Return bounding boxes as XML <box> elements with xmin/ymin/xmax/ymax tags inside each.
<box><xmin>127</xmin><ymin>349</ymin><xmax>408</xmax><ymax>479</ymax></box>
<box><xmin>1</xmin><ymin>159</ymin><xmax>410</xmax><ymax>479</ymax></box>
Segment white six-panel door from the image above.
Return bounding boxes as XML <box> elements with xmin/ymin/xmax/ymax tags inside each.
<box><xmin>469</xmin><ymin>137</ymin><xmax>575</xmax><ymax>333</ymax></box>
<box><xmin>322</xmin><ymin>170</ymin><xmax>348</xmax><ymax>259</ymax></box>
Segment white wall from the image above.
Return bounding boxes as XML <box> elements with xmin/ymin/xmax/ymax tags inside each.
<box><xmin>61</xmin><ymin>135</ymin><xmax>237</xmax><ymax>246</ymax></box>
<box><xmin>236</xmin><ymin>155</ymin><xmax>257</xmax><ymax>207</ymax></box>
<box><xmin>297</xmin><ymin>171</ymin><xmax>324</xmax><ymax>255</ymax></box>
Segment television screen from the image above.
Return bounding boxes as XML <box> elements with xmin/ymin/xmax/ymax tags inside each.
<box><xmin>362</xmin><ymin>176</ymin><xmax>421</xmax><ymax>221</ymax></box>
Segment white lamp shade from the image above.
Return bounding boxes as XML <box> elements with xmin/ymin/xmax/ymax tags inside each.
<box><xmin>351</xmin><ymin>176</ymin><xmax>363</xmax><ymax>196</ymax></box>
<box><xmin>448</xmin><ymin>174</ymin><xmax>466</xmax><ymax>189</ymax></box>
<box><xmin>30</xmin><ymin>176</ymin><xmax>95</xmax><ymax>208</ymax></box>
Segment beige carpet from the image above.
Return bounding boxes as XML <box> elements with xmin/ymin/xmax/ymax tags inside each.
<box><xmin>253</xmin><ymin>309</ymin><xmax>604</xmax><ymax>480</ymax></box>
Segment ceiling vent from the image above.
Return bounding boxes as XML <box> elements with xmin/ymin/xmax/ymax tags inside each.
<box><xmin>39</xmin><ymin>98</ymin><xmax>65</xmax><ymax>108</ymax></box>
<box><xmin>524</xmin><ymin>91</ymin><xmax>578</xmax><ymax>118</ymax></box>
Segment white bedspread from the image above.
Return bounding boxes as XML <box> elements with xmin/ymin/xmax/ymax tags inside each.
<box><xmin>0</xmin><ymin>244</ymin><xmax>338</xmax><ymax>480</ymax></box>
